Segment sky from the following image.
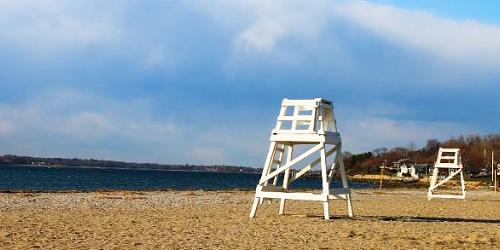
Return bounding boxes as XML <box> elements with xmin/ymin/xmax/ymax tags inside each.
<box><xmin>1</xmin><ymin>0</ymin><xmax>500</xmax><ymax>167</ymax></box>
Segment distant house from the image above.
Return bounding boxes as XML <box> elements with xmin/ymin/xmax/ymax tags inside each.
<box><xmin>396</xmin><ymin>163</ymin><xmax>418</xmax><ymax>182</ymax></box>
<box><xmin>393</xmin><ymin>159</ymin><xmax>432</xmax><ymax>182</ymax></box>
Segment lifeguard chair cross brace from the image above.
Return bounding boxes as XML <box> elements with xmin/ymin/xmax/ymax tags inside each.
<box><xmin>249</xmin><ymin>98</ymin><xmax>353</xmax><ymax>220</ymax></box>
<box><xmin>427</xmin><ymin>148</ymin><xmax>466</xmax><ymax>200</ymax></box>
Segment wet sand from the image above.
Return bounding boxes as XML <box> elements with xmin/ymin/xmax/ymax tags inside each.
<box><xmin>1</xmin><ymin>189</ymin><xmax>499</xmax><ymax>249</ymax></box>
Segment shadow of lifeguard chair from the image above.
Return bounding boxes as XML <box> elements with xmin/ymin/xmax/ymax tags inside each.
<box><xmin>249</xmin><ymin>98</ymin><xmax>353</xmax><ymax>220</ymax></box>
<box><xmin>427</xmin><ymin>148</ymin><xmax>466</xmax><ymax>200</ymax></box>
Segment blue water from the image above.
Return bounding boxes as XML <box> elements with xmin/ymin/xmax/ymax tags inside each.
<box><xmin>0</xmin><ymin>165</ymin><xmax>375</xmax><ymax>192</ymax></box>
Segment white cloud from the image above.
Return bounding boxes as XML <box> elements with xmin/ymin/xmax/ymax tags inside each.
<box><xmin>0</xmin><ymin>89</ymin><xmax>180</xmax><ymax>160</ymax></box>
<box><xmin>334</xmin><ymin>1</ymin><xmax>500</xmax><ymax>67</ymax></box>
<box><xmin>60</xmin><ymin>112</ymin><xmax>116</xmax><ymax>140</ymax></box>
<box><xmin>0</xmin><ymin>88</ymin><xmax>478</xmax><ymax>165</ymax></box>
<box><xmin>195</xmin><ymin>0</ymin><xmax>500</xmax><ymax>69</ymax></box>
<box><xmin>0</xmin><ymin>0</ymin><xmax>119</xmax><ymax>53</ymax></box>
<box><xmin>193</xmin><ymin>0</ymin><xmax>332</xmax><ymax>53</ymax></box>
<box><xmin>191</xmin><ymin>147</ymin><xmax>228</xmax><ymax>163</ymax></box>
<box><xmin>235</xmin><ymin>1</ymin><xmax>330</xmax><ymax>53</ymax></box>
<box><xmin>189</xmin><ymin>126</ymin><xmax>269</xmax><ymax>166</ymax></box>
<box><xmin>341</xmin><ymin>117</ymin><xmax>472</xmax><ymax>153</ymax></box>
<box><xmin>0</xmin><ymin>0</ymin><xmax>182</xmax><ymax>70</ymax></box>
<box><xmin>0</xmin><ymin>1</ymin><xmax>496</xmax><ymax>166</ymax></box>
<box><xmin>0</xmin><ymin>120</ymin><xmax>14</xmax><ymax>136</ymax></box>
<box><xmin>140</xmin><ymin>45</ymin><xmax>173</xmax><ymax>71</ymax></box>
<box><xmin>0</xmin><ymin>88</ymin><xmax>262</xmax><ymax>165</ymax></box>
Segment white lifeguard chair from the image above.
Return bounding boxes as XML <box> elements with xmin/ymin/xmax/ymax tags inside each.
<box><xmin>427</xmin><ymin>148</ymin><xmax>466</xmax><ymax>200</ymax></box>
<box><xmin>249</xmin><ymin>98</ymin><xmax>353</xmax><ymax>220</ymax></box>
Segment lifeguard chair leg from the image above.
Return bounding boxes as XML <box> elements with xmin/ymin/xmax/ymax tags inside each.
<box><xmin>251</xmin><ymin>142</ymin><xmax>277</xmax><ymax>217</ymax></box>
<box><xmin>460</xmin><ymin>170</ymin><xmax>466</xmax><ymax>199</ymax></box>
<box><xmin>249</xmin><ymin>197</ymin><xmax>259</xmax><ymax>218</ymax></box>
<box><xmin>322</xmin><ymin>200</ymin><xmax>330</xmax><ymax>220</ymax></box>
<box><xmin>427</xmin><ymin>167</ymin><xmax>438</xmax><ymax>200</ymax></box>
<box><xmin>320</xmin><ymin>144</ymin><xmax>330</xmax><ymax>220</ymax></box>
<box><xmin>279</xmin><ymin>145</ymin><xmax>293</xmax><ymax>215</ymax></box>
<box><xmin>338</xmin><ymin>150</ymin><xmax>353</xmax><ymax>217</ymax></box>
<box><xmin>259</xmin><ymin>142</ymin><xmax>278</xmax><ymax>205</ymax></box>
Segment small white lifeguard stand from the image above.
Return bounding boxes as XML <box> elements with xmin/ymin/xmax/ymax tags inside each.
<box><xmin>249</xmin><ymin>98</ymin><xmax>353</xmax><ymax>220</ymax></box>
<box><xmin>428</xmin><ymin>148</ymin><xmax>466</xmax><ymax>200</ymax></box>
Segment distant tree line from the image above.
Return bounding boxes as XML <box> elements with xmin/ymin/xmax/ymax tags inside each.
<box><xmin>2</xmin><ymin>133</ymin><xmax>499</xmax><ymax>176</ymax></box>
<box><xmin>0</xmin><ymin>155</ymin><xmax>260</xmax><ymax>174</ymax></box>
<box><xmin>343</xmin><ymin>133</ymin><xmax>500</xmax><ymax>175</ymax></box>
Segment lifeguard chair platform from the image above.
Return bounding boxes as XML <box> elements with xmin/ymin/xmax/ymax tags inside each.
<box><xmin>428</xmin><ymin>148</ymin><xmax>466</xmax><ymax>200</ymax></box>
<box><xmin>249</xmin><ymin>98</ymin><xmax>353</xmax><ymax>220</ymax></box>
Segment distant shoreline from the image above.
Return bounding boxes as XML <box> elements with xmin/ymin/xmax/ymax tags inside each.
<box><xmin>0</xmin><ymin>154</ymin><xmax>261</xmax><ymax>174</ymax></box>
<box><xmin>0</xmin><ymin>164</ymin><xmax>261</xmax><ymax>175</ymax></box>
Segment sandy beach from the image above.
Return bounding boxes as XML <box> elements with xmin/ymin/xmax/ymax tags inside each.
<box><xmin>1</xmin><ymin>189</ymin><xmax>499</xmax><ymax>249</ymax></box>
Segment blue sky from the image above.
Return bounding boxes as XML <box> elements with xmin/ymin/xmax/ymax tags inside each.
<box><xmin>1</xmin><ymin>0</ymin><xmax>500</xmax><ymax>167</ymax></box>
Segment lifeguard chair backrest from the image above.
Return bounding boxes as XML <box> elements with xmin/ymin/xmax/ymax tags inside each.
<box><xmin>435</xmin><ymin>148</ymin><xmax>462</xmax><ymax>169</ymax></box>
<box><xmin>273</xmin><ymin>98</ymin><xmax>337</xmax><ymax>134</ymax></box>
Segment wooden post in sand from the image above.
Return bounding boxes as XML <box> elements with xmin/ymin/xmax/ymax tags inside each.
<box><xmin>427</xmin><ymin>148</ymin><xmax>466</xmax><ymax>200</ymax></box>
<box><xmin>379</xmin><ymin>163</ymin><xmax>385</xmax><ymax>190</ymax></box>
<box><xmin>495</xmin><ymin>165</ymin><xmax>498</xmax><ymax>193</ymax></box>
<box><xmin>249</xmin><ymin>98</ymin><xmax>353</xmax><ymax>220</ymax></box>
<box><xmin>494</xmin><ymin>161</ymin><xmax>498</xmax><ymax>193</ymax></box>
<box><xmin>492</xmin><ymin>150</ymin><xmax>495</xmax><ymax>188</ymax></box>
